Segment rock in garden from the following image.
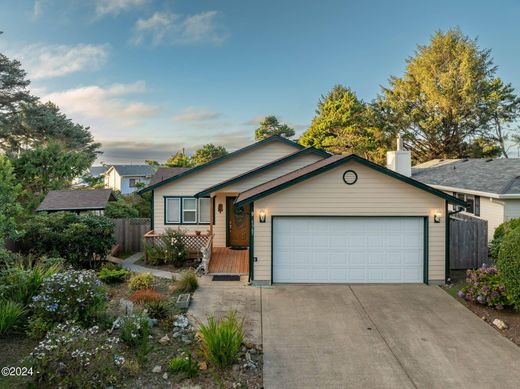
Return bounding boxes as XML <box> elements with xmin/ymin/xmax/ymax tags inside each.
<box><xmin>493</xmin><ymin>319</ymin><xmax>508</xmax><ymax>330</ymax></box>
<box><xmin>181</xmin><ymin>335</ymin><xmax>192</xmax><ymax>344</ymax></box>
<box><xmin>109</xmin><ymin>317</ymin><xmax>121</xmax><ymax>334</ymax></box>
<box><xmin>180</xmin><ymin>386</ymin><xmax>201</xmax><ymax>389</ymax></box>
<box><xmin>199</xmin><ymin>361</ymin><xmax>207</xmax><ymax>371</ymax></box>
<box><xmin>173</xmin><ymin>330</ymin><xmax>182</xmax><ymax>338</ymax></box>
<box><xmin>119</xmin><ymin>298</ymin><xmax>134</xmax><ymax>315</ymax></box>
<box><xmin>249</xmin><ymin>348</ymin><xmax>257</xmax><ymax>354</ymax></box>
<box><xmin>173</xmin><ymin>315</ymin><xmax>189</xmax><ymax>328</ymax></box>
<box><xmin>162</xmin><ymin>373</ymin><xmax>168</xmax><ymax>380</ymax></box>
<box><xmin>152</xmin><ymin>365</ymin><xmax>162</xmax><ymax>373</ymax></box>
<box><xmin>159</xmin><ymin>334</ymin><xmax>170</xmax><ymax>345</ymax></box>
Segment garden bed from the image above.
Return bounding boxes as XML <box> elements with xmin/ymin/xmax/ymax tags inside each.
<box><xmin>444</xmin><ymin>272</ymin><xmax>520</xmax><ymax>347</ymax></box>
<box><xmin>0</xmin><ymin>270</ymin><xmax>262</xmax><ymax>388</ymax></box>
<box><xmin>135</xmin><ymin>257</ymin><xmax>200</xmax><ymax>273</ymax></box>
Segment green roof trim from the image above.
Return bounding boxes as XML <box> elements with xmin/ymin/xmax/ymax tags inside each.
<box><xmin>194</xmin><ymin>147</ymin><xmax>329</xmax><ymax>198</ymax></box>
<box><xmin>138</xmin><ymin>135</ymin><xmax>307</xmax><ymax>194</ymax></box>
<box><xmin>235</xmin><ymin>154</ymin><xmax>468</xmax><ymax>208</ymax></box>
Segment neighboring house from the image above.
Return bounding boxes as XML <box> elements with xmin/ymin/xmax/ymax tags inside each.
<box><xmin>90</xmin><ymin>165</ymin><xmax>108</xmax><ymax>178</ymax></box>
<box><xmin>141</xmin><ymin>135</ymin><xmax>464</xmax><ymax>285</ymax></box>
<box><xmin>37</xmin><ymin>189</ymin><xmax>116</xmax><ymax>215</ymax></box>
<box><xmin>412</xmin><ymin>158</ymin><xmax>520</xmax><ymax>241</ymax></box>
<box><xmin>104</xmin><ymin>165</ymin><xmax>157</xmax><ymax>195</ymax></box>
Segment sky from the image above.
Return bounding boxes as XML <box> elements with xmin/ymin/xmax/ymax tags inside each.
<box><xmin>1</xmin><ymin>0</ymin><xmax>520</xmax><ymax>163</ymax></box>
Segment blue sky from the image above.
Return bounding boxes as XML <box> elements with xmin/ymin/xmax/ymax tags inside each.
<box><xmin>1</xmin><ymin>0</ymin><xmax>520</xmax><ymax>163</ymax></box>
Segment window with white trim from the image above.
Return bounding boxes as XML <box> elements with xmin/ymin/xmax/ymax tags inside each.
<box><xmin>182</xmin><ymin>198</ymin><xmax>197</xmax><ymax>223</ymax></box>
<box><xmin>199</xmin><ymin>198</ymin><xmax>211</xmax><ymax>224</ymax></box>
<box><xmin>165</xmin><ymin>198</ymin><xmax>180</xmax><ymax>224</ymax></box>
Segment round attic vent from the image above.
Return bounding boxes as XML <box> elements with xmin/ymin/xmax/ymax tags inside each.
<box><xmin>343</xmin><ymin>170</ymin><xmax>358</xmax><ymax>185</ymax></box>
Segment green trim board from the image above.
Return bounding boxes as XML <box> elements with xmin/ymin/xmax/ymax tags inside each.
<box><xmin>225</xmin><ymin>196</ymin><xmax>234</xmax><ymax>246</ymax></box>
<box><xmin>139</xmin><ymin>135</ymin><xmax>307</xmax><ymax>194</ymax></box>
<box><xmin>268</xmin><ymin>215</ymin><xmax>431</xmax><ymax>285</ymax></box>
<box><xmin>150</xmin><ymin>190</ymin><xmax>154</xmax><ymax>230</ymax></box>
<box><xmin>163</xmin><ymin>195</ymin><xmax>210</xmax><ymax>226</ymax></box>
<box><xmin>249</xmin><ymin>203</ymin><xmax>254</xmax><ymax>282</ymax></box>
<box><xmin>235</xmin><ymin>154</ymin><xmax>468</xmax><ymax>208</ymax></box>
<box><xmin>194</xmin><ymin>147</ymin><xmax>329</xmax><ymax>198</ymax></box>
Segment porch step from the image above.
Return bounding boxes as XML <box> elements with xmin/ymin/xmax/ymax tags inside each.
<box><xmin>212</xmin><ymin>275</ymin><xmax>241</xmax><ymax>282</ymax></box>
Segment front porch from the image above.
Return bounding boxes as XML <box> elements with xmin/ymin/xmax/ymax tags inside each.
<box><xmin>208</xmin><ymin>247</ymin><xmax>249</xmax><ymax>275</ymax></box>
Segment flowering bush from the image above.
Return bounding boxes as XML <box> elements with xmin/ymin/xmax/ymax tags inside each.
<box><xmin>129</xmin><ymin>288</ymin><xmax>163</xmax><ymax>304</ymax></box>
<box><xmin>128</xmin><ymin>272</ymin><xmax>153</xmax><ymax>290</ymax></box>
<box><xmin>29</xmin><ymin>270</ymin><xmax>107</xmax><ymax>332</ymax></box>
<box><xmin>458</xmin><ymin>264</ymin><xmax>512</xmax><ymax>309</ymax></box>
<box><xmin>118</xmin><ymin>313</ymin><xmax>151</xmax><ymax>348</ymax></box>
<box><xmin>26</xmin><ymin>323</ymin><xmax>125</xmax><ymax>389</ymax></box>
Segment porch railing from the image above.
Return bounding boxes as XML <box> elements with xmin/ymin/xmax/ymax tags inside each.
<box><xmin>143</xmin><ymin>230</ymin><xmax>213</xmax><ymax>265</ymax></box>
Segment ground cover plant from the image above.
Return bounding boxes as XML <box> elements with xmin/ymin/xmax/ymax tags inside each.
<box><xmin>98</xmin><ymin>264</ymin><xmax>130</xmax><ymax>284</ymax></box>
<box><xmin>129</xmin><ymin>272</ymin><xmax>154</xmax><ymax>290</ymax></box>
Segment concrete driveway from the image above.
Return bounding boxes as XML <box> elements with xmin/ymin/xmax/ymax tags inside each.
<box><xmin>262</xmin><ymin>284</ymin><xmax>520</xmax><ymax>389</ymax></box>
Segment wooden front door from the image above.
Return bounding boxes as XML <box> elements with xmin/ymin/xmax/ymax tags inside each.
<box><xmin>227</xmin><ymin>197</ymin><xmax>250</xmax><ymax>248</ymax></box>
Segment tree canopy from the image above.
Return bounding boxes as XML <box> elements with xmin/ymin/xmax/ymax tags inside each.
<box><xmin>255</xmin><ymin>115</ymin><xmax>295</xmax><ymax>141</ymax></box>
<box><xmin>191</xmin><ymin>143</ymin><xmax>227</xmax><ymax>165</ymax></box>
<box><xmin>165</xmin><ymin>151</ymin><xmax>193</xmax><ymax>168</ymax></box>
<box><xmin>299</xmin><ymin>85</ymin><xmax>391</xmax><ymax>163</ymax></box>
<box><xmin>0</xmin><ymin>155</ymin><xmax>22</xmax><ymax>243</ymax></box>
<box><xmin>378</xmin><ymin>29</ymin><xmax>519</xmax><ymax>162</ymax></box>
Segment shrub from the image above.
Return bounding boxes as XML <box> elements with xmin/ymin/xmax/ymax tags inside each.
<box><xmin>176</xmin><ymin>269</ymin><xmax>198</xmax><ymax>293</ymax></box>
<box><xmin>489</xmin><ymin>218</ymin><xmax>520</xmax><ymax>258</ymax></box>
<box><xmin>118</xmin><ymin>313</ymin><xmax>151</xmax><ymax>348</ymax></box>
<box><xmin>144</xmin><ymin>229</ymin><xmax>188</xmax><ymax>266</ymax></box>
<box><xmin>497</xmin><ymin>229</ymin><xmax>520</xmax><ymax>309</ymax></box>
<box><xmin>169</xmin><ymin>355</ymin><xmax>199</xmax><ymax>379</ymax></box>
<box><xmin>29</xmin><ymin>270</ymin><xmax>107</xmax><ymax>330</ymax></box>
<box><xmin>105</xmin><ymin>199</ymin><xmax>139</xmax><ymax>219</ymax></box>
<box><xmin>199</xmin><ymin>311</ymin><xmax>244</xmax><ymax>369</ymax></box>
<box><xmin>26</xmin><ymin>323</ymin><xmax>124</xmax><ymax>389</ymax></box>
<box><xmin>21</xmin><ymin>212</ymin><xmax>115</xmax><ymax>268</ymax></box>
<box><xmin>99</xmin><ymin>265</ymin><xmax>130</xmax><ymax>284</ymax></box>
<box><xmin>0</xmin><ymin>300</ymin><xmax>25</xmax><ymax>336</ymax></box>
<box><xmin>0</xmin><ymin>261</ymin><xmax>62</xmax><ymax>306</ymax></box>
<box><xmin>458</xmin><ymin>264</ymin><xmax>512</xmax><ymax>309</ymax></box>
<box><xmin>144</xmin><ymin>300</ymin><xmax>169</xmax><ymax>320</ymax></box>
<box><xmin>129</xmin><ymin>272</ymin><xmax>153</xmax><ymax>290</ymax></box>
<box><xmin>130</xmin><ymin>288</ymin><xmax>163</xmax><ymax>304</ymax></box>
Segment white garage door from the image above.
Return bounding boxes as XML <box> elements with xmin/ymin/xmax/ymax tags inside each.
<box><xmin>273</xmin><ymin>217</ymin><xmax>424</xmax><ymax>283</ymax></box>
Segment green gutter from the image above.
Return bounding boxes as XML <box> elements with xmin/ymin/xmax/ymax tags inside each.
<box><xmin>150</xmin><ymin>190</ymin><xmax>154</xmax><ymax>230</ymax></box>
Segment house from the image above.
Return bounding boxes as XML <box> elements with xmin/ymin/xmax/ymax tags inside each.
<box><xmin>37</xmin><ymin>189</ymin><xmax>116</xmax><ymax>214</ymax></box>
<box><xmin>104</xmin><ymin>165</ymin><xmax>157</xmax><ymax>195</ymax></box>
<box><xmin>140</xmin><ymin>135</ymin><xmax>465</xmax><ymax>285</ymax></box>
<box><xmin>89</xmin><ymin>165</ymin><xmax>108</xmax><ymax>178</ymax></box>
<box><xmin>412</xmin><ymin>158</ymin><xmax>520</xmax><ymax>241</ymax></box>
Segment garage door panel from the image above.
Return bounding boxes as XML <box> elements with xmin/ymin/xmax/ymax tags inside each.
<box><xmin>273</xmin><ymin>217</ymin><xmax>424</xmax><ymax>283</ymax></box>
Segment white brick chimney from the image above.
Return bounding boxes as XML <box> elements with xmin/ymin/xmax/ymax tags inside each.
<box><xmin>386</xmin><ymin>133</ymin><xmax>411</xmax><ymax>177</ymax></box>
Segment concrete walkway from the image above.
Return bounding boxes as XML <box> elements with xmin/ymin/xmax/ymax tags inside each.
<box><xmin>262</xmin><ymin>285</ymin><xmax>520</xmax><ymax>389</ymax></box>
<box><xmin>109</xmin><ymin>252</ymin><xmax>177</xmax><ymax>279</ymax></box>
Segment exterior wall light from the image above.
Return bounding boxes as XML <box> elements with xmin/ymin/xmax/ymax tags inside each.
<box><xmin>218</xmin><ymin>203</ymin><xmax>223</xmax><ymax>213</ymax></box>
<box><xmin>433</xmin><ymin>210</ymin><xmax>442</xmax><ymax>223</ymax></box>
<box><xmin>258</xmin><ymin>209</ymin><xmax>267</xmax><ymax>223</ymax></box>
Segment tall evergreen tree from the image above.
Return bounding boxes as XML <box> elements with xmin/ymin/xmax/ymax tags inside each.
<box><xmin>255</xmin><ymin>115</ymin><xmax>295</xmax><ymax>141</ymax></box>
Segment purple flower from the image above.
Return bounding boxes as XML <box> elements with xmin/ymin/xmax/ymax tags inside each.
<box><xmin>476</xmin><ymin>295</ymin><xmax>484</xmax><ymax>304</ymax></box>
<box><xmin>457</xmin><ymin>290</ymin><xmax>465</xmax><ymax>298</ymax></box>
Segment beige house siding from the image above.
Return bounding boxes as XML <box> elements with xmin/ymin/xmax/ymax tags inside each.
<box><xmin>104</xmin><ymin>168</ymin><xmax>121</xmax><ymax>191</ymax></box>
<box><xmin>212</xmin><ymin>153</ymin><xmax>323</xmax><ymax>195</ymax></box>
<box><xmin>153</xmin><ymin>140</ymin><xmax>299</xmax><ymax>241</ymax></box>
<box><xmin>504</xmin><ymin>199</ymin><xmax>520</xmax><ymax>220</ymax></box>
<box><xmin>480</xmin><ymin>197</ymin><xmax>505</xmax><ymax>241</ymax></box>
<box><xmin>253</xmin><ymin>161</ymin><xmax>446</xmax><ymax>283</ymax></box>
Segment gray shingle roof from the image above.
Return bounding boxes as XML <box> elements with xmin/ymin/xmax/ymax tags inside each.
<box><xmin>148</xmin><ymin>167</ymin><xmax>191</xmax><ymax>187</ymax></box>
<box><xmin>89</xmin><ymin>166</ymin><xmax>108</xmax><ymax>177</ymax></box>
<box><xmin>37</xmin><ymin>189</ymin><xmax>116</xmax><ymax>212</ymax></box>
<box><xmin>111</xmin><ymin>165</ymin><xmax>156</xmax><ymax>177</ymax></box>
<box><xmin>412</xmin><ymin>158</ymin><xmax>520</xmax><ymax>195</ymax></box>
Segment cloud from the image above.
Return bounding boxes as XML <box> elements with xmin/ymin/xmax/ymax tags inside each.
<box><xmin>95</xmin><ymin>0</ymin><xmax>147</xmax><ymax>16</ymax></box>
<box><xmin>172</xmin><ymin>107</ymin><xmax>222</xmax><ymax>123</ymax></box>
<box><xmin>132</xmin><ymin>10</ymin><xmax>229</xmax><ymax>46</ymax></box>
<box><xmin>10</xmin><ymin>43</ymin><xmax>109</xmax><ymax>79</ymax></box>
<box><xmin>40</xmin><ymin>81</ymin><xmax>159</xmax><ymax>128</ymax></box>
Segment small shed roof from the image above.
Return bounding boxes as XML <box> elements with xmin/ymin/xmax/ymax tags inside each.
<box><xmin>37</xmin><ymin>189</ymin><xmax>116</xmax><ymax>212</ymax></box>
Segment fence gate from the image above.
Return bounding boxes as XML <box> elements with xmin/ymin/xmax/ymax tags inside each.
<box><xmin>113</xmin><ymin>218</ymin><xmax>151</xmax><ymax>253</ymax></box>
<box><xmin>449</xmin><ymin>213</ymin><xmax>488</xmax><ymax>269</ymax></box>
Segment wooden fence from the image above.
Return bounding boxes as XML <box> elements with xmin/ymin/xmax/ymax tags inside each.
<box><xmin>113</xmin><ymin>218</ymin><xmax>151</xmax><ymax>253</ymax></box>
<box><xmin>449</xmin><ymin>213</ymin><xmax>488</xmax><ymax>269</ymax></box>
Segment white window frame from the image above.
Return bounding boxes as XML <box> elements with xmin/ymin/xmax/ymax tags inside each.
<box><xmin>165</xmin><ymin>198</ymin><xmax>181</xmax><ymax>224</ymax></box>
<box><xmin>198</xmin><ymin>197</ymin><xmax>211</xmax><ymax>224</ymax></box>
<box><xmin>182</xmin><ymin>198</ymin><xmax>198</xmax><ymax>224</ymax></box>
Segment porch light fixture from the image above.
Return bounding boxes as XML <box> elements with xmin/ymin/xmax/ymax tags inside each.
<box><xmin>218</xmin><ymin>203</ymin><xmax>223</xmax><ymax>213</ymax></box>
<box><xmin>258</xmin><ymin>209</ymin><xmax>267</xmax><ymax>223</ymax></box>
<box><xmin>433</xmin><ymin>210</ymin><xmax>442</xmax><ymax>223</ymax></box>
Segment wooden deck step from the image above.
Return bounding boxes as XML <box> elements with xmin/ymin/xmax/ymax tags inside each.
<box><xmin>208</xmin><ymin>247</ymin><xmax>249</xmax><ymax>274</ymax></box>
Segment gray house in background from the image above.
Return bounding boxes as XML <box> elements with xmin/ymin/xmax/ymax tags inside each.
<box><xmin>412</xmin><ymin>158</ymin><xmax>520</xmax><ymax>241</ymax></box>
<box><xmin>103</xmin><ymin>165</ymin><xmax>157</xmax><ymax>195</ymax></box>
